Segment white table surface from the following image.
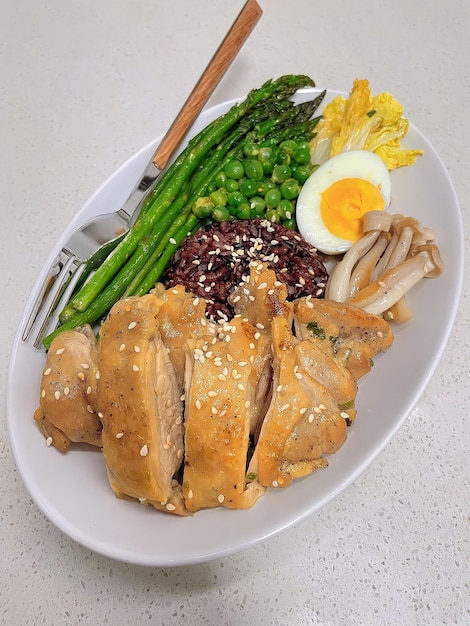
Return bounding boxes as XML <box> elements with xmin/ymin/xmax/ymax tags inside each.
<box><xmin>2</xmin><ymin>1</ymin><xmax>469</xmax><ymax>624</ymax></box>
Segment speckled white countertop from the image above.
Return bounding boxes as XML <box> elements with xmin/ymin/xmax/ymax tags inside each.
<box><xmin>1</xmin><ymin>1</ymin><xmax>469</xmax><ymax>624</ymax></box>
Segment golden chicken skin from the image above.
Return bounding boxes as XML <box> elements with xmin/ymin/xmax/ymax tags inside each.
<box><xmin>34</xmin><ymin>325</ymin><xmax>102</xmax><ymax>452</ymax></box>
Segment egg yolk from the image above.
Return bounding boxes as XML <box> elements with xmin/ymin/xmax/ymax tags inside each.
<box><xmin>320</xmin><ymin>178</ymin><xmax>385</xmax><ymax>242</ymax></box>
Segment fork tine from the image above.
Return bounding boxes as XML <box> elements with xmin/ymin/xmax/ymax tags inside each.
<box><xmin>21</xmin><ymin>248</ymin><xmax>84</xmax><ymax>347</ymax></box>
<box><xmin>32</xmin><ymin>257</ymin><xmax>87</xmax><ymax>349</ymax></box>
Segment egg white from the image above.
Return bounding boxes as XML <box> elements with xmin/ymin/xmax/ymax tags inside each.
<box><xmin>296</xmin><ymin>150</ymin><xmax>391</xmax><ymax>254</ymax></box>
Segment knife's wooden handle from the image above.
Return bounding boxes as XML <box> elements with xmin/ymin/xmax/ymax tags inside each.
<box><xmin>152</xmin><ymin>0</ymin><xmax>262</xmax><ymax>170</ymax></box>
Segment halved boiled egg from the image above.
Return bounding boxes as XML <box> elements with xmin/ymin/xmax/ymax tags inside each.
<box><xmin>296</xmin><ymin>150</ymin><xmax>391</xmax><ymax>255</ymax></box>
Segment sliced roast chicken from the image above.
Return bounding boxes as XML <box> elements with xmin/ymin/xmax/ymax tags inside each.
<box><xmin>34</xmin><ymin>325</ymin><xmax>102</xmax><ymax>452</ymax></box>
<box><xmin>294</xmin><ymin>297</ymin><xmax>394</xmax><ymax>380</ymax></box>
<box><xmin>183</xmin><ymin>316</ymin><xmax>266</xmax><ymax>512</ymax></box>
<box><xmin>152</xmin><ymin>283</ymin><xmax>212</xmax><ymax>392</ymax></box>
<box><xmin>96</xmin><ymin>294</ymin><xmax>187</xmax><ymax>515</ymax></box>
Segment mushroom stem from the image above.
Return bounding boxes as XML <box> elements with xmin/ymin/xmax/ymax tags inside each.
<box><xmin>325</xmin><ymin>230</ymin><xmax>380</xmax><ymax>302</ymax></box>
<box><xmin>348</xmin><ymin>231</ymin><xmax>391</xmax><ymax>298</ymax></box>
<box><xmin>346</xmin><ymin>251</ymin><xmax>435</xmax><ymax>315</ymax></box>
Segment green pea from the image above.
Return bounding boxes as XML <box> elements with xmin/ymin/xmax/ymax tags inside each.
<box><xmin>294</xmin><ymin>147</ymin><xmax>311</xmax><ymax>165</ymax></box>
<box><xmin>214</xmin><ymin>171</ymin><xmax>227</xmax><ymax>188</ymax></box>
<box><xmin>228</xmin><ymin>191</ymin><xmax>248</xmax><ymax>208</ymax></box>
<box><xmin>224</xmin><ymin>159</ymin><xmax>245</xmax><ymax>180</ymax></box>
<box><xmin>236</xmin><ymin>203</ymin><xmax>251</xmax><ymax>220</ymax></box>
<box><xmin>225</xmin><ymin>178</ymin><xmax>239</xmax><ymax>193</ymax></box>
<box><xmin>282</xmin><ymin>217</ymin><xmax>297</xmax><ymax>230</ymax></box>
<box><xmin>296</xmin><ymin>140</ymin><xmax>311</xmax><ymax>152</ymax></box>
<box><xmin>265</xmin><ymin>188</ymin><xmax>282</xmax><ymax>209</ymax></box>
<box><xmin>192</xmin><ymin>197</ymin><xmax>214</xmax><ymax>219</ymax></box>
<box><xmin>257</xmin><ymin>146</ymin><xmax>274</xmax><ymax>163</ymax></box>
<box><xmin>279</xmin><ymin>139</ymin><xmax>298</xmax><ymax>157</ymax></box>
<box><xmin>261</xmin><ymin>161</ymin><xmax>274</xmax><ymax>176</ymax></box>
<box><xmin>266</xmin><ymin>208</ymin><xmax>281</xmax><ymax>223</ymax></box>
<box><xmin>272</xmin><ymin>164</ymin><xmax>292</xmax><ymax>184</ymax></box>
<box><xmin>280</xmin><ymin>178</ymin><xmax>301</xmax><ymax>200</ymax></box>
<box><xmin>243</xmin><ymin>142</ymin><xmax>260</xmax><ymax>158</ymax></box>
<box><xmin>227</xmin><ymin>203</ymin><xmax>238</xmax><ymax>217</ymax></box>
<box><xmin>276</xmin><ymin>150</ymin><xmax>291</xmax><ymax>166</ymax></box>
<box><xmin>249</xmin><ymin>196</ymin><xmax>266</xmax><ymax>216</ymax></box>
<box><xmin>258</xmin><ymin>147</ymin><xmax>276</xmax><ymax>176</ymax></box>
<box><xmin>277</xmin><ymin>198</ymin><xmax>294</xmax><ymax>220</ymax></box>
<box><xmin>239</xmin><ymin>178</ymin><xmax>259</xmax><ymax>198</ymax></box>
<box><xmin>210</xmin><ymin>188</ymin><xmax>227</xmax><ymax>207</ymax></box>
<box><xmin>259</xmin><ymin>179</ymin><xmax>276</xmax><ymax>195</ymax></box>
<box><xmin>293</xmin><ymin>164</ymin><xmax>313</xmax><ymax>185</ymax></box>
<box><xmin>243</xmin><ymin>159</ymin><xmax>264</xmax><ymax>181</ymax></box>
<box><xmin>212</xmin><ymin>206</ymin><xmax>231</xmax><ymax>222</ymax></box>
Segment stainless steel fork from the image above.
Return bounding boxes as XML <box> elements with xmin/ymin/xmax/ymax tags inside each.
<box><xmin>21</xmin><ymin>0</ymin><xmax>262</xmax><ymax>348</ymax></box>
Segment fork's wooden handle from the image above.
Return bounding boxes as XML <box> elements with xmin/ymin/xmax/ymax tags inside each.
<box><xmin>152</xmin><ymin>0</ymin><xmax>262</xmax><ymax>170</ymax></box>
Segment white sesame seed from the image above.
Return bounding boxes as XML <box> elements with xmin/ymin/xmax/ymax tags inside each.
<box><xmin>208</xmin><ymin>391</ymin><xmax>218</xmax><ymax>398</ymax></box>
<box><xmin>116</xmin><ymin>432</ymin><xmax>124</xmax><ymax>439</ymax></box>
<box><xmin>245</xmin><ymin>400</ymin><xmax>251</xmax><ymax>408</ymax></box>
<box><xmin>272</xmin><ymin>480</ymin><xmax>279</xmax><ymax>487</ymax></box>
<box><xmin>134</xmin><ymin>345</ymin><xmax>140</xmax><ymax>353</ymax></box>
<box><xmin>54</xmin><ymin>391</ymin><xmax>60</xmax><ymax>400</ymax></box>
<box><xmin>169</xmin><ymin>238</ymin><xmax>177</xmax><ymax>245</ymax></box>
<box><xmin>300</xmin><ymin>407</ymin><xmax>307</xmax><ymax>414</ymax></box>
<box><xmin>41</xmin><ymin>389</ymin><xmax>46</xmax><ymax>398</ymax></box>
<box><xmin>128</xmin><ymin>321</ymin><xmax>137</xmax><ymax>330</ymax></box>
<box><xmin>340</xmin><ymin>411</ymin><xmax>350</xmax><ymax>419</ymax></box>
<box><xmin>295</xmin><ymin>372</ymin><xmax>303</xmax><ymax>380</ymax></box>
<box><xmin>46</xmin><ymin>437</ymin><xmax>53</xmax><ymax>447</ymax></box>
<box><xmin>43</xmin><ymin>368</ymin><xmax>51</xmax><ymax>376</ymax></box>
<box><xmin>377</xmin><ymin>331</ymin><xmax>383</xmax><ymax>338</ymax></box>
<box><xmin>140</xmin><ymin>444</ymin><xmax>148</xmax><ymax>457</ymax></box>
<box><xmin>133</xmin><ymin>364</ymin><xmax>140</xmax><ymax>372</ymax></box>
<box><xmin>95</xmin><ymin>370</ymin><xmax>101</xmax><ymax>380</ymax></box>
<box><xmin>187</xmin><ymin>490</ymin><xmax>194</xmax><ymax>499</ymax></box>
<box><xmin>86</xmin><ymin>385</ymin><xmax>92</xmax><ymax>394</ymax></box>
<box><xmin>313</xmin><ymin>406</ymin><xmax>322</xmax><ymax>414</ymax></box>
<box><xmin>98</xmin><ymin>412</ymin><xmax>104</xmax><ymax>419</ymax></box>
<box><xmin>55</xmin><ymin>348</ymin><xmax>65</xmax><ymax>355</ymax></box>
<box><xmin>119</xmin><ymin>343</ymin><xmax>126</xmax><ymax>352</ymax></box>
<box><xmin>217</xmin><ymin>494</ymin><xmax>225</xmax><ymax>503</ymax></box>
<box><xmin>308</xmin><ymin>413</ymin><xmax>314</xmax><ymax>423</ymax></box>
<box><xmin>86</xmin><ymin>405</ymin><xmax>94</xmax><ymax>414</ymax></box>
<box><xmin>195</xmin><ymin>399</ymin><xmax>201</xmax><ymax>410</ymax></box>
<box><xmin>80</xmin><ymin>363</ymin><xmax>90</xmax><ymax>370</ymax></box>
<box><xmin>166</xmin><ymin>503</ymin><xmax>176</xmax><ymax>511</ymax></box>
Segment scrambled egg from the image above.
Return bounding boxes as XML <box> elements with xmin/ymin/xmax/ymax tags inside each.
<box><xmin>310</xmin><ymin>79</ymin><xmax>423</xmax><ymax>170</ymax></box>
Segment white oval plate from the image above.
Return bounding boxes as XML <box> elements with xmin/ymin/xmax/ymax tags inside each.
<box><xmin>7</xmin><ymin>89</ymin><xmax>464</xmax><ymax>566</ymax></box>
